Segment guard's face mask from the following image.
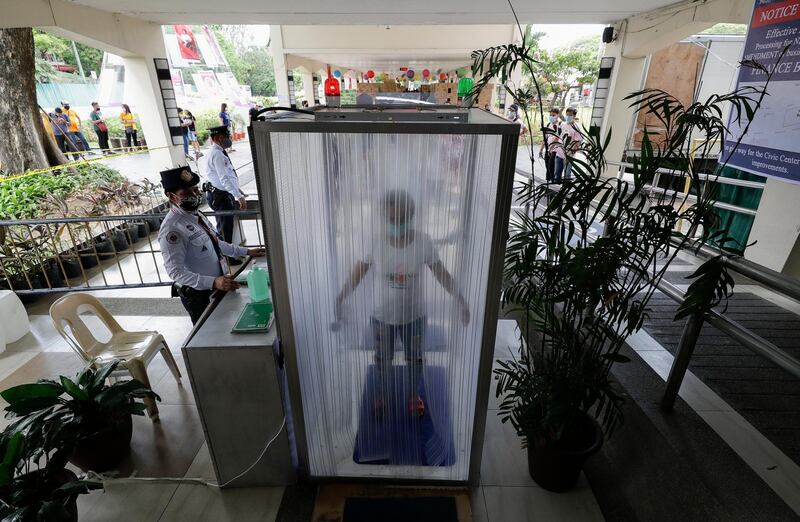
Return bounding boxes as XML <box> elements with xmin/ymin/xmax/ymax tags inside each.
<box><xmin>177</xmin><ymin>194</ymin><xmax>203</xmax><ymax>211</ymax></box>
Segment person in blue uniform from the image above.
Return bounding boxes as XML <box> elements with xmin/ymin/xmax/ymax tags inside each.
<box><xmin>158</xmin><ymin>166</ymin><xmax>265</xmax><ymax>324</ymax></box>
<box><xmin>205</xmin><ymin>125</ymin><xmax>245</xmax><ymax>265</ymax></box>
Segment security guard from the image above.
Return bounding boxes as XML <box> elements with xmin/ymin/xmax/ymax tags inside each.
<box><xmin>205</xmin><ymin>125</ymin><xmax>245</xmax><ymax>261</ymax></box>
<box><xmin>158</xmin><ymin>166</ymin><xmax>264</xmax><ymax>324</ymax></box>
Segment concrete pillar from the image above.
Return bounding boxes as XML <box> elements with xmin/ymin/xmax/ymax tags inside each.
<box><xmin>270</xmin><ymin>25</ymin><xmax>291</xmax><ymax>107</ymax></box>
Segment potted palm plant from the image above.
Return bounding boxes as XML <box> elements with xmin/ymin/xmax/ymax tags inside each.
<box><xmin>1</xmin><ymin>360</ymin><xmax>160</xmax><ymax>473</ymax></box>
<box><xmin>471</xmin><ymin>25</ymin><xmax>781</xmax><ymax>491</ymax></box>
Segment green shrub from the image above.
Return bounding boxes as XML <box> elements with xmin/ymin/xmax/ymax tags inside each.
<box><xmin>194</xmin><ymin>109</ymin><xmax>222</xmax><ymax>144</ymax></box>
<box><xmin>80</xmin><ymin>112</ymin><xmax>142</xmax><ymax>143</ymax></box>
<box><xmin>0</xmin><ymin>164</ymin><xmax>126</xmax><ymax>220</ymax></box>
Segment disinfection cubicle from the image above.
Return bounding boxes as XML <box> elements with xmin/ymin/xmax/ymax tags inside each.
<box><xmin>251</xmin><ymin>106</ymin><xmax>518</xmax><ymax>483</ymax></box>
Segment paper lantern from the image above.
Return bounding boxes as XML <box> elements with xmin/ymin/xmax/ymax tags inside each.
<box><xmin>457</xmin><ymin>77</ymin><xmax>474</xmax><ymax>97</ymax></box>
<box><xmin>406</xmin><ymin>70</ymin><xmax>415</xmax><ymax>79</ymax></box>
<box><xmin>439</xmin><ymin>72</ymin><xmax>447</xmax><ymax>82</ymax></box>
<box><xmin>400</xmin><ymin>66</ymin><xmax>409</xmax><ymax>72</ymax></box>
<box><xmin>333</xmin><ymin>70</ymin><xmax>342</xmax><ymax>78</ymax></box>
<box><xmin>457</xmin><ymin>67</ymin><xmax>467</xmax><ymax>78</ymax></box>
<box><xmin>422</xmin><ymin>69</ymin><xmax>430</xmax><ymax>78</ymax></box>
<box><xmin>367</xmin><ymin>70</ymin><xmax>375</xmax><ymax>79</ymax></box>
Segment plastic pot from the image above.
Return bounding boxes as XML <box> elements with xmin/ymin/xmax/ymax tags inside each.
<box><xmin>69</xmin><ymin>413</ymin><xmax>133</xmax><ymax>472</ymax></box>
<box><xmin>144</xmin><ymin>215</ymin><xmax>161</xmax><ymax>232</ymax></box>
<box><xmin>527</xmin><ymin>413</ymin><xmax>603</xmax><ymax>492</ymax></box>
<box><xmin>111</xmin><ymin>228</ymin><xmax>130</xmax><ymax>252</ymax></box>
<box><xmin>59</xmin><ymin>255</ymin><xmax>83</xmax><ymax>278</ymax></box>
<box><xmin>95</xmin><ymin>238</ymin><xmax>115</xmax><ymax>261</ymax></box>
<box><xmin>77</xmin><ymin>246</ymin><xmax>99</xmax><ymax>269</ymax></box>
<box><xmin>39</xmin><ymin>260</ymin><xmax>66</xmax><ymax>289</ymax></box>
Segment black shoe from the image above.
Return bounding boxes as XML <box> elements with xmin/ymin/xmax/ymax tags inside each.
<box><xmin>227</xmin><ymin>257</ymin><xmax>243</xmax><ymax>266</ymax></box>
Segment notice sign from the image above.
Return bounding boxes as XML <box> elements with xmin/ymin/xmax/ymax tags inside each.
<box><xmin>723</xmin><ymin>0</ymin><xmax>800</xmax><ymax>183</ymax></box>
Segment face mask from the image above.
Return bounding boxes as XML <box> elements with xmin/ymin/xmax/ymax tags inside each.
<box><xmin>566</xmin><ymin>115</ymin><xmax>574</xmax><ymax>123</ymax></box>
<box><xmin>178</xmin><ymin>194</ymin><xmax>203</xmax><ymax>211</ymax></box>
<box><xmin>387</xmin><ymin>223</ymin><xmax>408</xmax><ymax>238</ymax></box>
<box><xmin>549</xmin><ymin>115</ymin><xmax>557</xmax><ymax>123</ymax></box>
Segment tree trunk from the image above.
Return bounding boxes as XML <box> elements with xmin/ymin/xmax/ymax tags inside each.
<box><xmin>0</xmin><ymin>28</ymin><xmax>67</xmax><ymax>175</ymax></box>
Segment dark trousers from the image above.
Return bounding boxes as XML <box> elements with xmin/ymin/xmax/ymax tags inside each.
<box><xmin>55</xmin><ymin>134</ymin><xmax>67</xmax><ymax>153</ymax></box>
<box><xmin>176</xmin><ymin>285</ymin><xmax>212</xmax><ymax>325</ymax></box>
<box><xmin>371</xmin><ymin>317</ymin><xmax>425</xmax><ymax>400</ymax></box>
<box><xmin>210</xmin><ymin>189</ymin><xmax>235</xmax><ymax>244</ymax></box>
<box><xmin>95</xmin><ymin>130</ymin><xmax>110</xmax><ymax>152</ymax></box>
<box><xmin>545</xmin><ymin>152</ymin><xmax>556</xmax><ymax>181</ymax></box>
<box><xmin>125</xmin><ymin>129</ymin><xmax>139</xmax><ymax>148</ymax></box>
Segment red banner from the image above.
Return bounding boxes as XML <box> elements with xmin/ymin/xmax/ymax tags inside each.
<box><xmin>173</xmin><ymin>25</ymin><xmax>201</xmax><ymax>61</ymax></box>
<box><xmin>751</xmin><ymin>0</ymin><xmax>800</xmax><ymax>28</ymax></box>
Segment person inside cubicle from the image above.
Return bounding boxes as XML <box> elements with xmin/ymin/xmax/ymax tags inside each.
<box><xmin>334</xmin><ymin>189</ymin><xmax>470</xmax><ymax>418</ymax></box>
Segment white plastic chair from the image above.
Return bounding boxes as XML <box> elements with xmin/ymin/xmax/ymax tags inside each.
<box><xmin>49</xmin><ymin>293</ymin><xmax>182</xmax><ymax>422</ymax></box>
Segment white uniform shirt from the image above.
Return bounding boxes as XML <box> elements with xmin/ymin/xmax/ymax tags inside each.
<box><xmin>206</xmin><ymin>143</ymin><xmax>243</xmax><ymax>197</ymax></box>
<box><xmin>363</xmin><ymin>230</ymin><xmax>440</xmax><ymax>325</ymax></box>
<box><xmin>158</xmin><ymin>206</ymin><xmax>248</xmax><ymax>290</ymax></box>
<box><xmin>556</xmin><ymin>121</ymin><xmax>583</xmax><ymax>160</ymax></box>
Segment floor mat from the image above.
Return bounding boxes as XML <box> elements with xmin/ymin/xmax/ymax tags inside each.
<box><xmin>353</xmin><ymin>365</ymin><xmax>455</xmax><ymax>467</ymax></box>
<box><xmin>343</xmin><ymin>497</ymin><xmax>457</xmax><ymax>522</ymax></box>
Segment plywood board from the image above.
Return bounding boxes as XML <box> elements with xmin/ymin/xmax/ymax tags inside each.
<box><xmin>631</xmin><ymin>42</ymin><xmax>706</xmax><ymax>149</ymax></box>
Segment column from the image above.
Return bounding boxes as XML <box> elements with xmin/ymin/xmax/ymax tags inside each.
<box><xmin>270</xmin><ymin>25</ymin><xmax>291</xmax><ymax>107</ymax></box>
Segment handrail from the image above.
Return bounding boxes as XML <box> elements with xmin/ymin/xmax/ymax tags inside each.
<box><xmin>656</xmin><ymin>278</ymin><xmax>800</xmax><ymax>381</ymax></box>
<box><xmin>607</xmin><ymin>160</ymin><xmax>767</xmax><ymax>190</ymax></box>
<box><xmin>0</xmin><ymin>209</ymin><xmax>261</xmax><ymax>227</ymax></box>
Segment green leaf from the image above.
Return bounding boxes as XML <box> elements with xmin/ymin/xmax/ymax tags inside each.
<box><xmin>601</xmin><ymin>353</ymin><xmax>631</xmax><ymax>363</ymax></box>
<box><xmin>0</xmin><ymin>383</ymin><xmax>62</xmax><ymax>405</ymax></box>
<box><xmin>3</xmin><ymin>396</ymin><xmax>60</xmax><ymax>416</ymax></box>
<box><xmin>59</xmin><ymin>376</ymin><xmax>88</xmax><ymax>401</ymax></box>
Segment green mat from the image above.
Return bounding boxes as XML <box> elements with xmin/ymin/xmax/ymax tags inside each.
<box><xmin>231</xmin><ymin>302</ymin><xmax>273</xmax><ymax>333</ymax></box>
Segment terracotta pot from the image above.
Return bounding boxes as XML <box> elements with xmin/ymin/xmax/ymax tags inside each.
<box><xmin>527</xmin><ymin>413</ymin><xmax>603</xmax><ymax>492</ymax></box>
<box><xmin>69</xmin><ymin>413</ymin><xmax>133</xmax><ymax>472</ymax></box>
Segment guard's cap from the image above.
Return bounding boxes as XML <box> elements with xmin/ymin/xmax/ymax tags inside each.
<box><xmin>61</xmin><ymin>101</ymin><xmax>70</xmax><ymax>106</ymax></box>
<box><xmin>208</xmin><ymin>125</ymin><xmax>230</xmax><ymax>137</ymax></box>
<box><xmin>160</xmin><ymin>166</ymin><xmax>199</xmax><ymax>192</ymax></box>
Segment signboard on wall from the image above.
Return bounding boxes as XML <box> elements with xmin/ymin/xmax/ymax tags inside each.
<box><xmin>173</xmin><ymin>25</ymin><xmax>201</xmax><ymax>62</ymax></box>
<box><xmin>723</xmin><ymin>0</ymin><xmax>800</xmax><ymax>183</ymax></box>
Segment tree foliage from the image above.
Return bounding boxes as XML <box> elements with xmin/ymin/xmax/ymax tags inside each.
<box><xmin>32</xmin><ymin>30</ymin><xmax>103</xmax><ymax>80</ymax></box>
<box><xmin>211</xmin><ymin>25</ymin><xmax>276</xmax><ymax>97</ymax></box>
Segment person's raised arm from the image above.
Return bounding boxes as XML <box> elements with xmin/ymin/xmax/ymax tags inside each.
<box><xmin>429</xmin><ymin>260</ymin><xmax>470</xmax><ymax>324</ymax></box>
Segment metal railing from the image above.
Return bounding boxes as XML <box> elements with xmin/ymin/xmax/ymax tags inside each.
<box><xmin>512</xmin><ymin>164</ymin><xmax>800</xmax><ymax>409</ymax></box>
<box><xmin>658</xmin><ymin>244</ymin><xmax>800</xmax><ymax>409</ymax></box>
<box><xmin>0</xmin><ymin>209</ymin><xmax>264</xmax><ymax>294</ymax></box>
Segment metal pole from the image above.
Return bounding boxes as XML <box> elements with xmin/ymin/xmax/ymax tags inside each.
<box><xmin>71</xmin><ymin>41</ymin><xmax>86</xmax><ymax>82</ymax></box>
<box><xmin>661</xmin><ymin>313</ymin><xmax>704</xmax><ymax>410</ymax></box>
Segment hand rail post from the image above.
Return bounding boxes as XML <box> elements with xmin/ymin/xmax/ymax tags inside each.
<box><xmin>661</xmin><ymin>312</ymin><xmax>705</xmax><ymax>410</ymax></box>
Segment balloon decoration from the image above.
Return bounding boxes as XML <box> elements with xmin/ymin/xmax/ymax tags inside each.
<box><xmin>457</xmin><ymin>67</ymin><xmax>467</xmax><ymax>78</ymax></box>
<box><xmin>439</xmin><ymin>72</ymin><xmax>447</xmax><ymax>82</ymax></box>
<box><xmin>406</xmin><ymin>69</ymin><xmax>415</xmax><ymax>79</ymax></box>
<box><xmin>367</xmin><ymin>70</ymin><xmax>375</xmax><ymax>79</ymax></box>
<box><xmin>333</xmin><ymin>69</ymin><xmax>342</xmax><ymax>78</ymax></box>
<box><xmin>422</xmin><ymin>69</ymin><xmax>430</xmax><ymax>78</ymax></box>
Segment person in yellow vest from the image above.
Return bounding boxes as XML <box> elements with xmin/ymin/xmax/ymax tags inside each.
<box><xmin>61</xmin><ymin>101</ymin><xmax>90</xmax><ymax>152</ymax></box>
<box><xmin>120</xmin><ymin>104</ymin><xmax>139</xmax><ymax>151</ymax></box>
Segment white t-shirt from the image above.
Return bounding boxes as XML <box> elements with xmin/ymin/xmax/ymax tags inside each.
<box><xmin>364</xmin><ymin>230</ymin><xmax>440</xmax><ymax>325</ymax></box>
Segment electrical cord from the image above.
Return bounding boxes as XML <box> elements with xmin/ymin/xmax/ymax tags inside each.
<box><xmin>83</xmin><ymin>417</ymin><xmax>287</xmax><ymax>488</ymax></box>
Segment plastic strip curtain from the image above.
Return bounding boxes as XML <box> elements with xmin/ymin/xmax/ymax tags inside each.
<box><xmin>270</xmin><ymin>130</ymin><xmax>501</xmax><ymax>480</ymax></box>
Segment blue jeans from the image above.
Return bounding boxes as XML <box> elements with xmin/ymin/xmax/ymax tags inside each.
<box><xmin>182</xmin><ymin>132</ymin><xmax>189</xmax><ymax>156</ymax></box>
<box><xmin>70</xmin><ymin>131</ymin><xmax>90</xmax><ymax>151</ymax></box>
<box><xmin>371</xmin><ymin>317</ymin><xmax>425</xmax><ymax>400</ymax></box>
<box><xmin>553</xmin><ymin>156</ymin><xmax>572</xmax><ymax>182</ymax></box>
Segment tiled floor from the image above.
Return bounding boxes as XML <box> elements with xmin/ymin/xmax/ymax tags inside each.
<box><xmin>1</xmin><ymin>299</ymin><xmax>603</xmax><ymax>521</ymax></box>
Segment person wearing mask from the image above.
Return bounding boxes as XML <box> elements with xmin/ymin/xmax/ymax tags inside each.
<box><xmin>178</xmin><ymin>107</ymin><xmax>191</xmax><ymax>160</ymax></box>
<box><xmin>219</xmin><ymin>102</ymin><xmax>234</xmax><ymax>152</ymax></box>
<box><xmin>62</xmin><ymin>101</ymin><xmax>90</xmax><ymax>154</ymax></box>
<box><xmin>185</xmin><ymin>110</ymin><xmax>202</xmax><ymax>160</ymax></box>
<box><xmin>158</xmin><ymin>166</ymin><xmax>265</xmax><ymax>324</ymax></box>
<box><xmin>205</xmin><ymin>125</ymin><xmax>245</xmax><ymax>264</ymax></box>
<box><xmin>334</xmin><ymin>190</ymin><xmax>470</xmax><ymax>418</ymax></box>
<box><xmin>553</xmin><ymin>107</ymin><xmax>583</xmax><ymax>183</ymax></box>
<box><xmin>248</xmin><ymin>101</ymin><xmax>263</xmax><ymax>123</ymax></box>
<box><xmin>120</xmin><ymin>104</ymin><xmax>139</xmax><ymax>150</ymax></box>
<box><xmin>539</xmin><ymin>108</ymin><xmax>562</xmax><ymax>182</ymax></box>
<box><xmin>48</xmin><ymin>107</ymin><xmax>71</xmax><ymax>153</ymax></box>
<box><xmin>89</xmin><ymin>102</ymin><xmax>111</xmax><ymax>155</ymax></box>
<box><xmin>506</xmin><ymin>103</ymin><xmax>528</xmax><ymax>135</ymax></box>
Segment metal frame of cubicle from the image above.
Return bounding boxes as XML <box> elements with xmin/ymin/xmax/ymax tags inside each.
<box><xmin>249</xmin><ymin>106</ymin><xmax>519</xmax><ymax>483</ymax></box>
